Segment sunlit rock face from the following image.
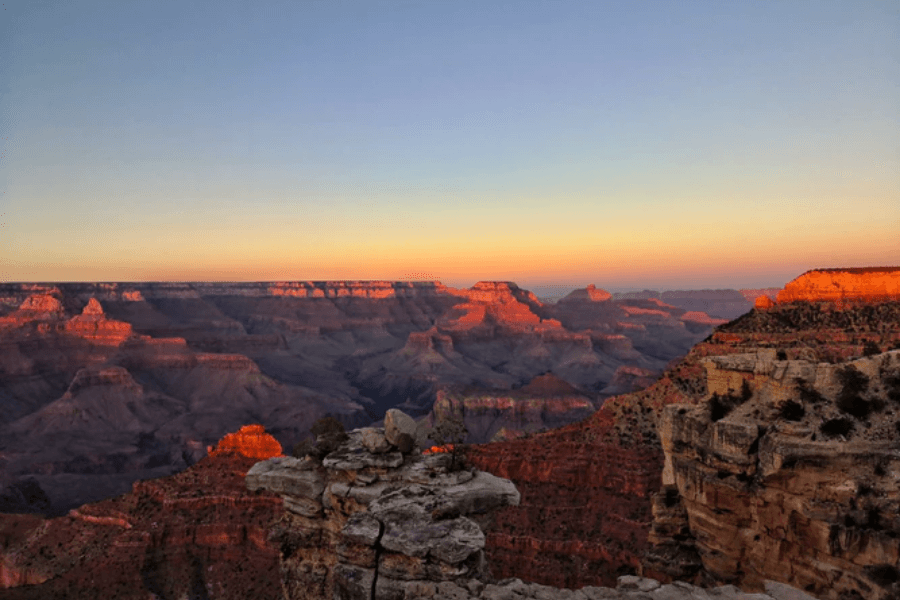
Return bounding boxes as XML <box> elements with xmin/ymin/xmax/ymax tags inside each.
<box><xmin>776</xmin><ymin>267</ymin><xmax>900</xmax><ymax>304</ymax></box>
<box><xmin>208</xmin><ymin>424</ymin><xmax>283</xmax><ymax>460</ymax></box>
<box><xmin>754</xmin><ymin>294</ymin><xmax>775</xmax><ymax>310</ymax></box>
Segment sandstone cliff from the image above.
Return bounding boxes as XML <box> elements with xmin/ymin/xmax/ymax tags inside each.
<box><xmin>776</xmin><ymin>268</ymin><xmax>900</xmax><ymax>304</ymax></box>
<box><xmin>654</xmin><ymin>349</ymin><xmax>900</xmax><ymax>599</ymax></box>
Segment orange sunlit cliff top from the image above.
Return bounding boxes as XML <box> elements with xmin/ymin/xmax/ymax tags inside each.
<box><xmin>208</xmin><ymin>424</ymin><xmax>283</xmax><ymax>460</ymax></box>
<box><xmin>775</xmin><ymin>268</ymin><xmax>900</xmax><ymax>304</ymax></box>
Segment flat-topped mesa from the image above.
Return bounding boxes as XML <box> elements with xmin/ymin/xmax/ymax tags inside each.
<box><xmin>246</xmin><ymin>409</ymin><xmax>521</xmax><ymax>600</ymax></box>
<box><xmin>775</xmin><ymin>267</ymin><xmax>900</xmax><ymax>304</ymax></box>
<box><xmin>208</xmin><ymin>424</ymin><xmax>283</xmax><ymax>460</ymax></box>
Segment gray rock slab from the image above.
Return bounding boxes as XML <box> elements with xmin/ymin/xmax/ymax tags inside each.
<box><xmin>380</xmin><ymin>512</ymin><xmax>485</xmax><ymax>564</ymax></box>
<box><xmin>245</xmin><ymin>456</ymin><xmax>325</xmax><ymax>500</ymax></box>
<box><xmin>617</xmin><ymin>576</ymin><xmax>661</xmax><ymax>593</ymax></box>
<box><xmin>441</xmin><ymin>471</ymin><xmax>521</xmax><ymax>513</ymax></box>
<box><xmin>333</xmin><ymin>563</ymin><xmax>375</xmax><ymax>600</ymax></box>
<box><xmin>324</xmin><ymin>442</ymin><xmax>404</xmax><ymax>471</ymax></box>
<box><xmin>282</xmin><ymin>495</ymin><xmax>322</xmax><ymax>517</ymax></box>
<box><xmin>360</xmin><ymin>427</ymin><xmax>393</xmax><ymax>454</ymax></box>
<box><xmin>341</xmin><ymin>512</ymin><xmax>382</xmax><ymax>546</ymax></box>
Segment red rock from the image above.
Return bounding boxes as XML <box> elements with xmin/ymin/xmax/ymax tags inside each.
<box><xmin>0</xmin><ymin>453</ymin><xmax>283</xmax><ymax>599</ymax></box>
<box><xmin>754</xmin><ymin>295</ymin><xmax>775</xmax><ymax>310</ymax></box>
<box><xmin>776</xmin><ymin>267</ymin><xmax>900</xmax><ymax>304</ymax></box>
<box><xmin>208</xmin><ymin>424</ymin><xmax>283</xmax><ymax>460</ymax></box>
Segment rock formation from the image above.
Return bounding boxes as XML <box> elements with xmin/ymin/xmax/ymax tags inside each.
<box><xmin>244</xmin><ymin>412</ymin><xmax>820</xmax><ymax>600</ymax></box>
<box><xmin>208</xmin><ymin>423</ymin><xmax>284</xmax><ymax>460</ymax></box>
<box><xmin>653</xmin><ymin>349</ymin><xmax>900</xmax><ymax>599</ymax></box>
<box><xmin>466</xmin><ymin>271</ymin><xmax>900</xmax><ymax>592</ymax></box>
<box><xmin>776</xmin><ymin>267</ymin><xmax>900</xmax><ymax>304</ymax></box>
<box><xmin>429</xmin><ymin>376</ymin><xmax>597</xmax><ymax>444</ymax></box>
<box><xmin>246</xmin><ymin>413</ymin><xmax>521</xmax><ymax>600</ymax></box>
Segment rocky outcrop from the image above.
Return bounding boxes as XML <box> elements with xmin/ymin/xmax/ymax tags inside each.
<box><xmin>246</xmin><ymin>412</ymin><xmax>820</xmax><ymax>600</ymax></box>
<box><xmin>776</xmin><ymin>268</ymin><xmax>900</xmax><ymax>304</ymax></box>
<box><xmin>208</xmin><ymin>424</ymin><xmax>284</xmax><ymax>459</ymax></box>
<box><xmin>246</xmin><ymin>415</ymin><xmax>521</xmax><ymax>600</ymax></box>
<box><xmin>654</xmin><ymin>350</ymin><xmax>900</xmax><ymax>599</ymax></box>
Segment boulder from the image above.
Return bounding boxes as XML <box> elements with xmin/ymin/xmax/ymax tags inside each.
<box><xmin>385</xmin><ymin>409</ymin><xmax>418</xmax><ymax>447</ymax></box>
<box><xmin>359</xmin><ymin>427</ymin><xmax>392</xmax><ymax>454</ymax></box>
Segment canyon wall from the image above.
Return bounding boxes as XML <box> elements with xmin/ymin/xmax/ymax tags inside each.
<box><xmin>655</xmin><ymin>350</ymin><xmax>900</xmax><ymax>600</ymax></box>
<box><xmin>0</xmin><ymin>280</ymin><xmax>719</xmax><ymax>514</ymax></box>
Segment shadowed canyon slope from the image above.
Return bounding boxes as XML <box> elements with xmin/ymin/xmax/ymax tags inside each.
<box><xmin>0</xmin><ymin>280</ymin><xmax>722</xmax><ymax>514</ymax></box>
<box><xmin>0</xmin><ymin>426</ymin><xmax>284</xmax><ymax>599</ymax></box>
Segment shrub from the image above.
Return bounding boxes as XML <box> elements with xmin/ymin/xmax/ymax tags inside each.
<box><xmin>820</xmin><ymin>418</ymin><xmax>854</xmax><ymax>438</ymax></box>
<box><xmin>309</xmin><ymin>416</ymin><xmax>348</xmax><ymax>458</ymax></box>
<box><xmin>292</xmin><ymin>438</ymin><xmax>313</xmax><ymax>458</ymax></box>
<box><xmin>795</xmin><ymin>378</ymin><xmax>825</xmax><ymax>404</ymax></box>
<box><xmin>709</xmin><ymin>393</ymin><xmax>733</xmax><ymax>422</ymax></box>
<box><xmin>709</xmin><ymin>384</ymin><xmax>752</xmax><ymax>422</ymax></box>
<box><xmin>866</xmin><ymin>564</ymin><xmax>900</xmax><ymax>587</ymax></box>
<box><xmin>836</xmin><ymin>365</ymin><xmax>872</xmax><ymax>419</ymax></box>
<box><xmin>884</xmin><ymin>372</ymin><xmax>900</xmax><ymax>403</ymax></box>
<box><xmin>779</xmin><ymin>399</ymin><xmax>805</xmax><ymax>422</ymax></box>
<box><xmin>863</xmin><ymin>341</ymin><xmax>882</xmax><ymax>357</ymax></box>
<box><xmin>431</xmin><ymin>412</ymin><xmax>469</xmax><ymax>471</ymax></box>
<box><xmin>776</xmin><ymin>350</ymin><xmax>787</xmax><ymax>361</ymax></box>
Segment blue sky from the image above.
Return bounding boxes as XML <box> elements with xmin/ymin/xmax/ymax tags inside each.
<box><xmin>1</xmin><ymin>1</ymin><xmax>898</xmax><ymax>291</ymax></box>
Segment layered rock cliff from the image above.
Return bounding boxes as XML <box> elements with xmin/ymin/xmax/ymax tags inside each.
<box><xmin>0</xmin><ymin>426</ymin><xmax>284</xmax><ymax>599</ymax></box>
<box><xmin>654</xmin><ymin>349</ymin><xmax>900</xmax><ymax>599</ymax></box>
<box><xmin>246</xmin><ymin>410</ymin><xmax>521</xmax><ymax>600</ymax></box>
<box><xmin>246</xmin><ymin>411</ymin><xmax>820</xmax><ymax>600</ymax></box>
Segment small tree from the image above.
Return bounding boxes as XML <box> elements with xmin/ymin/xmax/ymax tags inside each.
<box><xmin>431</xmin><ymin>412</ymin><xmax>469</xmax><ymax>471</ymax></box>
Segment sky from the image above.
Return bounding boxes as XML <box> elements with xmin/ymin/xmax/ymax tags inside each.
<box><xmin>1</xmin><ymin>0</ymin><xmax>898</xmax><ymax>293</ymax></box>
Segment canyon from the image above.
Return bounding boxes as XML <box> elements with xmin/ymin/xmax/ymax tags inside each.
<box><xmin>2</xmin><ymin>268</ymin><xmax>899</xmax><ymax>599</ymax></box>
<box><xmin>0</xmin><ymin>280</ymin><xmax>723</xmax><ymax>514</ymax></box>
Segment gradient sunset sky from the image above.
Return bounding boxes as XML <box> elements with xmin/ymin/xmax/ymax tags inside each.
<box><xmin>1</xmin><ymin>1</ymin><xmax>897</xmax><ymax>292</ymax></box>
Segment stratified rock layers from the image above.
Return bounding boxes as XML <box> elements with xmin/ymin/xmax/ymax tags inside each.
<box><xmin>776</xmin><ymin>268</ymin><xmax>900</xmax><ymax>304</ymax></box>
<box><xmin>657</xmin><ymin>350</ymin><xmax>900</xmax><ymax>600</ymax></box>
<box><xmin>0</xmin><ymin>451</ymin><xmax>282</xmax><ymax>600</ymax></box>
